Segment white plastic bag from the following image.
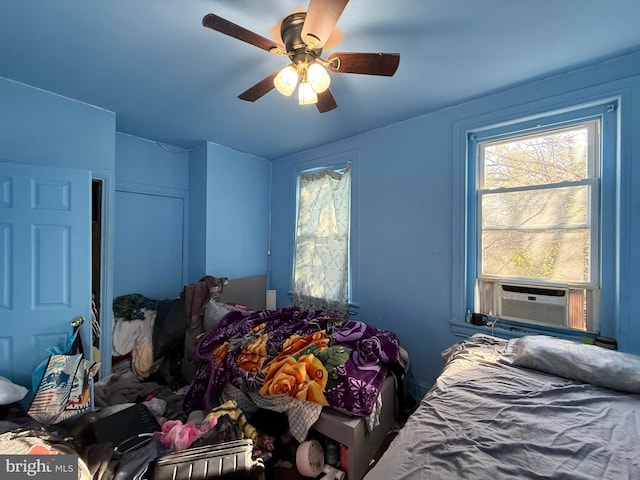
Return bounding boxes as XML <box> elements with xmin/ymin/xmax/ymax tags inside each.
<box><xmin>0</xmin><ymin>376</ymin><xmax>28</xmax><ymax>405</ymax></box>
<box><xmin>203</xmin><ymin>299</ymin><xmax>232</xmax><ymax>331</ymax></box>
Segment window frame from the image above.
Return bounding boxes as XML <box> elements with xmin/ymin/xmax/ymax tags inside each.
<box><xmin>456</xmin><ymin>99</ymin><xmax>619</xmax><ymax>338</ymax></box>
<box><xmin>474</xmin><ymin>118</ymin><xmax>601</xmax><ymax>288</ymax></box>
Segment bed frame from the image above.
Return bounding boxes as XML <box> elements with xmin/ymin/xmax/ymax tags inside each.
<box><xmin>312</xmin><ymin>375</ymin><xmax>397</xmax><ymax>480</ymax></box>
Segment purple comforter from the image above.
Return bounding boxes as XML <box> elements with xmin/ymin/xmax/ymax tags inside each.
<box><xmin>184</xmin><ymin>306</ymin><xmax>399</xmax><ymax>416</ymax></box>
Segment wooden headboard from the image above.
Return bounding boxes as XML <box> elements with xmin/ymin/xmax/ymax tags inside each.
<box><xmin>217</xmin><ymin>275</ymin><xmax>267</xmax><ymax>311</ymax></box>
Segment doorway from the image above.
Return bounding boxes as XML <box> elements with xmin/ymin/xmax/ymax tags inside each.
<box><xmin>92</xmin><ymin>179</ymin><xmax>102</xmax><ymax>357</ymax></box>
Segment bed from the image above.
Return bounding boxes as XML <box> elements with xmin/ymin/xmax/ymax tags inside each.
<box><xmin>364</xmin><ymin>333</ymin><xmax>640</xmax><ymax>480</ymax></box>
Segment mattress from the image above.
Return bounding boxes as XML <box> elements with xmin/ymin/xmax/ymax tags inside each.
<box><xmin>364</xmin><ymin>334</ymin><xmax>640</xmax><ymax>480</ymax></box>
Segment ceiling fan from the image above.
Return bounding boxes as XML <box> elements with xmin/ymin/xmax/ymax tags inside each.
<box><xmin>202</xmin><ymin>0</ymin><xmax>400</xmax><ymax>113</ymax></box>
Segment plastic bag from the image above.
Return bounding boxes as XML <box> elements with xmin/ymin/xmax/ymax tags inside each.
<box><xmin>0</xmin><ymin>376</ymin><xmax>28</xmax><ymax>405</ymax></box>
<box><xmin>28</xmin><ymin>323</ymin><xmax>100</xmax><ymax>424</ymax></box>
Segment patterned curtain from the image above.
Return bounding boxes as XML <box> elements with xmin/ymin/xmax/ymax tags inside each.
<box><xmin>292</xmin><ymin>165</ymin><xmax>351</xmax><ymax>317</ymax></box>
<box><xmin>291</xmin><ymin>292</ymin><xmax>350</xmax><ymax>318</ymax></box>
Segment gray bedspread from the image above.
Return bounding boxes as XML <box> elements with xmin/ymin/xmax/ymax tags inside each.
<box><xmin>364</xmin><ymin>334</ymin><xmax>640</xmax><ymax>480</ymax></box>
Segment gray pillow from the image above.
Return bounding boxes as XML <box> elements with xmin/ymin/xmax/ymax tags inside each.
<box><xmin>501</xmin><ymin>335</ymin><xmax>640</xmax><ymax>394</ymax></box>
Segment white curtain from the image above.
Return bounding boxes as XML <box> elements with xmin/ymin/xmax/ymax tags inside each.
<box><xmin>292</xmin><ymin>165</ymin><xmax>351</xmax><ymax>317</ymax></box>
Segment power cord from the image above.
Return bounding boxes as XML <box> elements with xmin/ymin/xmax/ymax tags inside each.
<box><xmin>487</xmin><ymin>317</ymin><xmax>499</xmax><ymax>337</ymax></box>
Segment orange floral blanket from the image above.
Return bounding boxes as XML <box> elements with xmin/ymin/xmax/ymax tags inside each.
<box><xmin>183</xmin><ymin>306</ymin><xmax>400</xmax><ymax>416</ymax></box>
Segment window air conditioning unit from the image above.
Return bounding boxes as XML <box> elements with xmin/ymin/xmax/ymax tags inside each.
<box><xmin>498</xmin><ymin>282</ymin><xmax>569</xmax><ymax>329</ymax></box>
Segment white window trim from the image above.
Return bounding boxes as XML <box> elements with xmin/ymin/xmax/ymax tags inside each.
<box><xmin>474</xmin><ymin>118</ymin><xmax>601</xmax><ymax>290</ymax></box>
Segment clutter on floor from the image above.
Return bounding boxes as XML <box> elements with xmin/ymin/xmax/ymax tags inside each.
<box><xmin>0</xmin><ymin>276</ymin><xmax>406</xmax><ymax>479</ymax></box>
<box><xmin>1</xmin><ymin>330</ymin><xmax>352</xmax><ymax>480</ymax></box>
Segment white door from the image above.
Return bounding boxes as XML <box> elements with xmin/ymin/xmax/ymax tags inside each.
<box><xmin>0</xmin><ymin>161</ymin><xmax>91</xmax><ymax>393</ymax></box>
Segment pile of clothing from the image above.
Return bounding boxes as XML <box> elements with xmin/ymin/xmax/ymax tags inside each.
<box><xmin>111</xmin><ymin>275</ymin><xmax>230</xmax><ymax>381</ymax></box>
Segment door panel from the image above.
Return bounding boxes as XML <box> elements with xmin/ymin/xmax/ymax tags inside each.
<box><xmin>0</xmin><ymin>161</ymin><xmax>91</xmax><ymax>390</ymax></box>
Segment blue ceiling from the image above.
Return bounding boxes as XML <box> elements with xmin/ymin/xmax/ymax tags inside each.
<box><xmin>2</xmin><ymin>0</ymin><xmax>640</xmax><ymax>160</ymax></box>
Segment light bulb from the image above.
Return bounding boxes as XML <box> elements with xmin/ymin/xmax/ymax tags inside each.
<box><xmin>298</xmin><ymin>81</ymin><xmax>318</xmax><ymax>105</ymax></box>
<box><xmin>307</xmin><ymin>63</ymin><xmax>331</xmax><ymax>93</ymax></box>
<box><xmin>274</xmin><ymin>65</ymin><xmax>299</xmax><ymax>96</ymax></box>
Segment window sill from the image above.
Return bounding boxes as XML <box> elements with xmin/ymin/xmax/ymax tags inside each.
<box><xmin>450</xmin><ymin>319</ymin><xmax>598</xmax><ymax>343</ymax></box>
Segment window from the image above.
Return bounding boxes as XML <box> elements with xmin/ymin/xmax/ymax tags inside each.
<box><xmin>467</xmin><ymin>102</ymin><xmax>617</xmax><ymax>333</ymax></box>
<box><xmin>292</xmin><ymin>163</ymin><xmax>351</xmax><ymax>316</ymax></box>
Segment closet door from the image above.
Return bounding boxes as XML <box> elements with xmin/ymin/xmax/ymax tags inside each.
<box><xmin>0</xmin><ymin>161</ymin><xmax>91</xmax><ymax>389</ymax></box>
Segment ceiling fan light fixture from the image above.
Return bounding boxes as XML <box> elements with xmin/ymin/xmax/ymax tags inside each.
<box><xmin>305</xmin><ymin>33</ymin><xmax>321</xmax><ymax>50</ymax></box>
<box><xmin>298</xmin><ymin>81</ymin><xmax>318</xmax><ymax>105</ymax></box>
<box><xmin>202</xmin><ymin>1</ymin><xmax>401</xmax><ymax>112</ymax></box>
<box><xmin>273</xmin><ymin>64</ymin><xmax>299</xmax><ymax>96</ymax></box>
<box><xmin>307</xmin><ymin>62</ymin><xmax>331</xmax><ymax>93</ymax></box>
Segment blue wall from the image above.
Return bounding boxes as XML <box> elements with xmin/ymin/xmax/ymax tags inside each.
<box><xmin>0</xmin><ymin>76</ymin><xmax>115</xmax><ymax>171</ymax></box>
<box><xmin>187</xmin><ymin>141</ymin><xmax>271</xmax><ymax>283</ymax></box>
<box><xmin>113</xmin><ymin>133</ymin><xmax>189</xmax><ymax>300</ymax></box>
<box><xmin>114</xmin><ymin>135</ymin><xmax>271</xmax><ymax>298</ymax></box>
<box><xmin>269</xmin><ymin>50</ymin><xmax>640</xmax><ymax>396</ymax></box>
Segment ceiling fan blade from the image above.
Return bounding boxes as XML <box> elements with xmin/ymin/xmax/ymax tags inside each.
<box><xmin>327</xmin><ymin>52</ymin><xmax>400</xmax><ymax>76</ymax></box>
<box><xmin>268</xmin><ymin>7</ymin><xmax>305</xmax><ymax>47</ymax></box>
<box><xmin>203</xmin><ymin>13</ymin><xmax>281</xmax><ymax>53</ymax></box>
<box><xmin>302</xmin><ymin>0</ymin><xmax>349</xmax><ymax>49</ymax></box>
<box><xmin>316</xmin><ymin>89</ymin><xmax>338</xmax><ymax>113</ymax></box>
<box><xmin>238</xmin><ymin>71</ymin><xmax>279</xmax><ymax>102</ymax></box>
<box><xmin>323</xmin><ymin>27</ymin><xmax>344</xmax><ymax>51</ymax></box>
